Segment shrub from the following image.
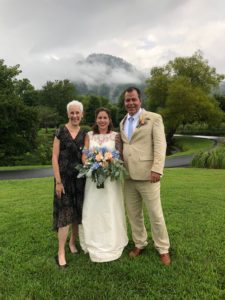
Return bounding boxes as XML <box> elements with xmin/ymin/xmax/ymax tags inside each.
<box><xmin>177</xmin><ymin>122</ymin><xmax>225</xmax><ymax>136</ymax></box>
<box><xmin>192</xmin><ymin>146</ymin><xmax>225</xmax><ymax>169</ymax></box>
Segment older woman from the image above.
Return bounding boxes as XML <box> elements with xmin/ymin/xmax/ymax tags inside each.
<box><xmin>52</xmin><ymin>100</ymin><xmax>86</xmax><ymax>267</ymax></box>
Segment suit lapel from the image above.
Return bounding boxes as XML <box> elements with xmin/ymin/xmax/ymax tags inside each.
<box><xmin>120</xmin><ymin>110</ymin><xmax>150</xmax><ymax>141</ymax></box>
<box><xmin>131</xmin><ymin>110</ymin><xmax>150</xmax><ymax>139</ymax></box>
<box><xmin>120</xmin><ymin>115</ymin><xmax>129</xmax><ymax>142</ymax></box>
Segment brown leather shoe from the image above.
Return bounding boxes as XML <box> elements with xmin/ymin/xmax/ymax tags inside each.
<box><xmin>129</xmin><ymin>247</ymin><xmax>143</xmax><ymax>258</ymax></box>
<box><xmin>160</xmin><ymin>253</ymin><xmax>171</xmax><ymax>266</ymax></box>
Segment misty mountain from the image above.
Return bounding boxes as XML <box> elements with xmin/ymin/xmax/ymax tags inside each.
<box><xmin>73</xmin><ymin>53</ymin><xmax>146</xmax><ymax>102</ymax></box>
<box><xmin>212</xmin><ymin>80</ymin><xmax>225</xmax><ymax>95</ymax></box>
<box><xmin>219</xmin><ymin>81</ymin><xmax>225</xmax><ymax>93</ymax></box>
<box><xmin>83</xmin><ymin>53</ymin><xmax>136</xmax><ymax>73</ymax></box>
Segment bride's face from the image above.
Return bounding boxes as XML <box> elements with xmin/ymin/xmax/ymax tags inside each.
<box><xmin>96</xmin><ymin>111</ymin><xmax>110</xmax><ymax>132</ymax></box>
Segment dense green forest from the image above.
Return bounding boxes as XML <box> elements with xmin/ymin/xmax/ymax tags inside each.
<box><xmin>1</xmin><ymin>51</ymin><xmax>225</xmax><ymax>166</ymax></box>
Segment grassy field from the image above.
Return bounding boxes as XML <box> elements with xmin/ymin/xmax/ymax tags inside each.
<box><xmin>0</xmin><ymin>165</ymin><xmax>51</xmax><ymax>171</ymax></box>
<box><xmin>170</xmin><ymin>136</ymin><xmax>215</xmax><ymax>157</ymax></box>
<box><xmin>0</xmin><ymin>136</ymin><xmax>216</xmax><ymax>171</ymax></box>
<box><xmin>0</xmin><ymin>168</ymin><xmax>224</xmax><ymax>299</ymax></box>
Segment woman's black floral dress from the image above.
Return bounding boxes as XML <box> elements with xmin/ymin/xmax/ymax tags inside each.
<box><xmin>53</xmin><ymin>126</ymin><xmax>86</xmax><ymax>231</ymax></box>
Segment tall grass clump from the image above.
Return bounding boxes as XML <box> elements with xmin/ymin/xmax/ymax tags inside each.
<box><xmin>192</xmin><ymin>146</ymin><xmax>225</xmax><ymax>169</ymax></box>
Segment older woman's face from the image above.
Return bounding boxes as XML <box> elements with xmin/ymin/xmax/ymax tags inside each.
<box><xmin>67</xmin><ymin>105</ymin><xmax>83</xmax><ymax>126</ymax></box>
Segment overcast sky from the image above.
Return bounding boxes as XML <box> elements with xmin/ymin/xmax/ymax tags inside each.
<box><xmin>1</xmin><ymin>0</ymin><xmax>225</xmax><ymax>88</ymax></box>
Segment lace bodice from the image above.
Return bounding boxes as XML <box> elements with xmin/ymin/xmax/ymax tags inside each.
<box><xmin>81</xmin><ymin>130</ymin><xmax>128</xmax><ymax>262</ymax></box>
<box><xmin>88</xmin><ymin>131</ymin><xmax>117</xmax><ymax>152</ymax></box>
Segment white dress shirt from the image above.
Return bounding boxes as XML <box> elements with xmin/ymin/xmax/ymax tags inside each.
<box><xmin>124</xmin><ymin>108</ymin><xmax>143</xmax><ymax>139</ymax></box>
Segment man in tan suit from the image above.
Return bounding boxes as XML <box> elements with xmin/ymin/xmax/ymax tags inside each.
<box><xmin>120</xmin><ymin>86</ymin><xmax>171</xmax><ymax>265</ymax></box>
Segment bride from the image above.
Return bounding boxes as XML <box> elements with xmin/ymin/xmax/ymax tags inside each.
<box><xmin>80</xmin><ymin>107</ymin><xmax>128</xmax><ymax>262</ymax></box>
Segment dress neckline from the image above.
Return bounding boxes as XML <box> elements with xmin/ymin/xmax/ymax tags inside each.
<box><xmin>91</xmin><ymin>131</ymin><xmax>115</xmax><ymax>135</ymax></box>
<box><xmin>65</xmin><ymin>125</ymin><xmax>81</xmax><ymax>140</ymax></box>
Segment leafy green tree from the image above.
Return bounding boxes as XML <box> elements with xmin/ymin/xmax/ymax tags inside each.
<box><xmin>117</xmin><ymin>93</ymin><xmax>127</xmax><ymax>124</ymax></box>
<box><xmin>83</xmin><ymin>95</ymin><xmax>102</xmax><ymax>126</ymax></box>
<box><xmin>79</xmin><ymin>94</ymin><xmax>119</xmax><ymax>127</ymax></box>
<box><xmin>145</xmin><ymin>51</ymin><xmax>225</xmax><ymax>145</ymax></box>
<box><xmin>14</xmin><ymin>78</ymin><xmax>39</xmax><ymax>106</ymax></box>
<box><xmin>39</xmin><ymin>80</ymin><xmax>77</xmax><ymax>122</ymax></box>
<box><xmin>98</xmin><ymin>96</ymin><xmax>110</xmax><ymax>108</ymax></box>
<box><xmin>0</xmin><ymin>60</ymin><xmax>39</xmax><ymax>164</ymax></box>
<box><xmin>0</xmin><ymin>59</ymin><xmax>21</xmax><ymax>97</ymax></box>
<box><xmin>214</xmin><ymin>93</ymin><xmax>225</xmax><ymax>113</ymax></box>
<box><xmin>0</xmin><ymin>99</ymin><xmax>38</xmax><ymax>159</ymax></box>
<box><xmin>108</xmin><ymin>103</ymin><xmax>119</xmax><ymax>128</ymax></box>
<box><xmin>36</xmin><ymin>106</ymin><xmax>60</xmax><ymax>132</ymax></box>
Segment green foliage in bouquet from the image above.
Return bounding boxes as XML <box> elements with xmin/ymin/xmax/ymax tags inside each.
<box><xmin>76</xmin><ymin>147</ymin><xmax>128</xmax><ymax>188</ymax></box>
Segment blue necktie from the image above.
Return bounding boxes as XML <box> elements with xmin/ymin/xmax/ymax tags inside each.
<box><xmin>127</xmin><ymin>116</ymin><xmax>134</xmax><ymax>140</ymax></box>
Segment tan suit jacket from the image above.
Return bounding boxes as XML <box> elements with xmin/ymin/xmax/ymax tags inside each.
<box><xmin>120</xmin><ymin>110</ymin><xmax>167</xmax><ymax>180</ymax></box>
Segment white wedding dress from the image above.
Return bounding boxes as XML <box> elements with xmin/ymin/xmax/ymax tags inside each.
<box><xmin>80</xmin><ymin>131</ymin><xmax>128</xmax><ymax>262</ymax></box>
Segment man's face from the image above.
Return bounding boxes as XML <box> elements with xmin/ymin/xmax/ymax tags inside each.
<box><xmin>124</xmin><ymin>90</ymin><xmax>141</xmax><ymax>116</ymax></box>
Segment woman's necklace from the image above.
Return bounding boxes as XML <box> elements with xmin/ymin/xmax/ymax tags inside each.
<box><xmin>66</xmin><ymin>124</ymin><xmax>80</xmax><ymax>139</ymax></box>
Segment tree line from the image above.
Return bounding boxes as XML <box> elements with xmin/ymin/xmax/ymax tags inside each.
<box><xmin>0</xmin><ymin>50</ymin><xmax>225</xmax><ymax>165</ymax></box>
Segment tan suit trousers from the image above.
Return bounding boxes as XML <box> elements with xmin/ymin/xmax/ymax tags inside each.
<box><xmin>124</xmin><ymin>179</ymin><xmax>170</xmax><ymax>254</ymax></box>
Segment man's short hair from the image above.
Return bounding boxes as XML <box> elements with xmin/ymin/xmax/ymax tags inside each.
<box><xmin>123</xmin><ymin>86</ymin><xmax>141</xmax><ymax>99</ymax></box>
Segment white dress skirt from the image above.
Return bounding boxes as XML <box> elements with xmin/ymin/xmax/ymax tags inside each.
<box><xmin>79</xmin><ymin>131</ymin><xmax>128</xmax><ymax>262</ymax></box>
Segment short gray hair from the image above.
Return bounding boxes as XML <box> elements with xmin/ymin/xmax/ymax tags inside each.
<box><xmin>67</xmin><ymin>100</ymin><xmax>83</xmax><ymax>113</ymax></box>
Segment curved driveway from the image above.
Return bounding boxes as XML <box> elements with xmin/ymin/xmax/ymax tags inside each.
<box><xmin>0</xmin><ymin>168</ymin><xmax>54</xmax><ymax>180</ymax></box>
<box><xmin>0</xmin><ymin>135</ymin><xmax>223</xmax><ymax>180</ymax></box>
<box><xmin>0</xmin><ymin>156</ymin><xmax>192</xmax><ymax>180</ymax></box>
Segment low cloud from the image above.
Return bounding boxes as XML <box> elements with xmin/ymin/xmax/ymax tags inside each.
<box><xmin>18</xmin><ymin>55</ymin><xmax>145</xmax><ymax>89</ymax></box>
<box><xmin>1</xmin><ymin>0</ymin><xmax>225</xmax><ymax>88</ymax></box>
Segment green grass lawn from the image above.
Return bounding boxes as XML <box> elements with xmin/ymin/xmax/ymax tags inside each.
<box><xmin>0</xmin><ymin>136</ymin><xmax>216</xmax><ymax>171</ymax></box>
<box><xmin>169</xmin><ymin>136</ymin><xmax>215</xmax><ymax>157</ymax></box>
<box><xmin>0</xmin><ymin>169</ymin><xmax>225</xmax><ymax>299</ymax></box>
<box><xmin>0</xmin><ymin>165</ymin><xmax>51</xmax><ymax>171</ymax></box>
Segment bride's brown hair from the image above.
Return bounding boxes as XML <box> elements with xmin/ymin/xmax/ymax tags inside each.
<box><xmin>92</xmin><ymin>107</ymin><xmax>114</xmax><ymax>134</ymax></box>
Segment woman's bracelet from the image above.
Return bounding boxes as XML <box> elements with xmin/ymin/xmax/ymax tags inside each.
<box><xmin>56</xmin><ymin>181</ymin><xmax>62</xmax><ymax>185</ymax></box>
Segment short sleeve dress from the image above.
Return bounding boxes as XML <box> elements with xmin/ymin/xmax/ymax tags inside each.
<box><xmin>53</xmin><ymin>126</ymin><xmax>86</xmax><ymax>231</ymax></box>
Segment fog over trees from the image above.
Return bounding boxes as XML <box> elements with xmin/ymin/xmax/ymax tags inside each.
<box><xmin>1</xmin><ymin>52</ymin><xmax>225</xmax><ymax>164</ymax></box>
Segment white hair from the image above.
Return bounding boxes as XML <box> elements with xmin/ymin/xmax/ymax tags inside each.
<box><xmin>67</xmin><ymin>100</ymin><xmax>83</xmax><ymax>113</ymax></box>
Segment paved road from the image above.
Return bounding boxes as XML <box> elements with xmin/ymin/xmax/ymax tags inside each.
<box><xmin>0</xmin><ymin>135</ymin><xmax>222</xmax><ymax>180</ymax></box>
<box><xmin>0</xmin><ymin>155</ymin><xmax>193</xmax><ymax>180</ymax></box>
<box><xmin>165</xmin><ymin>155</ymin><xmax>193</xmax><ymax>168</ymax></box>
<box><xmin>0</xmin><ymin>168</ymin><xmax>54</xmax><ymax>180</ymax></box>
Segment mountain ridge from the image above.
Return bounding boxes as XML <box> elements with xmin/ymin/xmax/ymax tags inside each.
<box><xmin>74</xmin><ymin>53</ymin><xmax>146</xmax><ymax>102</ymax></box>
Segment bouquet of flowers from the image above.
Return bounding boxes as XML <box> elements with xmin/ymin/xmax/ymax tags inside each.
<box><xmin>76</xmin><ymin>147</ymin><xmax>127</xmax><ymax>188</ymax></box>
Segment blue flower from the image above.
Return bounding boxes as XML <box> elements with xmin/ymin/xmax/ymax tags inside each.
<box><xmin>75</xmin><ymin>147</ymin><xmax>127</xmax><ymax>189</ymax></box>
<box><xmin>100</xmin><ymin>146</ymin><xmax>107</xmax><ymax>155</ymax></box>
<box><xmin>112</xmin><ymin>150</ymin><xmax>120</xmax><ymax>159</ymax></box>
<box><xmin>87</xmin><ymin>151</ymin><xmax>94</xmax><ymax>158</ymax></box>
<box><xmin>91</xmin><ymin>162</ymin><xmax>100</xmax><ymax>170</ymax></box>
